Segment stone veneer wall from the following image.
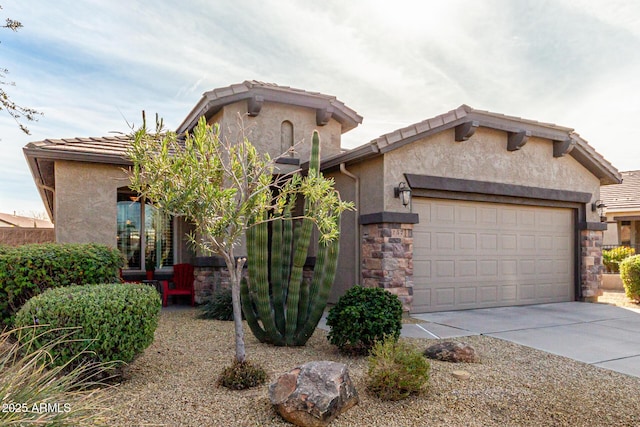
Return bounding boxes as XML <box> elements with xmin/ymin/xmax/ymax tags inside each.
<box><xmin>580</xmin><ymin>229</ymin><xmax>604</xmax><ymax>301</ymax></box>
<box><xmin>0</xmin><ymin>228</ymin><xmax>55</xmax><ymax>246</ymax></box>
<box><xmin>193</xmin><ymin>260</ymin><xmax>315</xmax><ymax>304</ymax></box>
<box><xmin>361</xmin><ymin>222</ymin><xmax>414</xmax><ymax>312</ymax></box>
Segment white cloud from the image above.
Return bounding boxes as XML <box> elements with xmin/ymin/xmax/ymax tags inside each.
<box><xmin>1</xmin><ymin>0</ymin><xmax>640</xmax><ymax>213</ymax></box>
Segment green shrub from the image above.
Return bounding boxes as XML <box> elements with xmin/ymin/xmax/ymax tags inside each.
<box><xmin>217</xmin><ymin>359</ymin><xmax>267</xmax><ymax>390</ymax></box>
<box><xmin>327</xmin><ymin>286</ymin><xmax>403</xmax><ymax>355</ymax></box>
<box><xmin>1</xmin><ymin>326</ymin><xmax>113</xmax><ymax>425</ymax></box>
<box><xmin>620</xmin><ymin>255</ymin><xmax>640</xmax><ymax>302</ymax></box>
<box><xmin>366</xmin><ymin>337</ymin><xmax>430</xmax><ymax>400</ymax></box>
<box><xmin>603</xmin><ymin>246</ymin><xmax>636</xmax><ymax>273</ymax></box>
<box><xmin>199</xmin><ymin>288</ymin><xmax>239</xmax><ymax>321</ymax></box>
<box><xmin>0</xmin><ymin>243</ymin><xmax>124</xmax><ymax>326</ymax></box>
<box><xmin>13</xmin><ymin>283</ymin><xmax>160</xmax><ymax>370</ymax></box>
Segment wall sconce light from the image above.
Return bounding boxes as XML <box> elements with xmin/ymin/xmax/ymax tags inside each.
<box><xmin>394</xmin><ymin>182</ymin><xmax>412</xmax><ymax>207</ymax></box>
<box><xmin>591</xmin><ymin>200</ymin><xmax>606</xmax><ymax>222</ymax></box>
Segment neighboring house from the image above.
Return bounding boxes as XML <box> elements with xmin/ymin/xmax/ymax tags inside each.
<box><xmin>23</xmin><ymin>81</ymin><xmax>621</xmax><ymax>313</ymax></box>
<box><xmin>0</xmin><ymin>212</ymin><xmax>54</xmax><ymax>246</ymax></box>
<box><xmin>600</xmin><ymin>170</ymin><xmax>640</xmax><ymax>250</ymax></box>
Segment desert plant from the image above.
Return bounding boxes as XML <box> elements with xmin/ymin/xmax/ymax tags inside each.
<box><xmin>128</xmin><ymin>116</ymin><xmax>350</xmax><ymax>366</ymax></box>
<box><xmin>620</xmin><ymin>255</ymin><xmax>640</xmax><ymax>302</ymax></box>
<box><xmin>217</xmin><ymin>359</ymin><xmax>267</xmax><ymax>390</ymax></box>
<box><xmin>13</xmin><ymin>283</ymin><xmax>161</xmax><ymax>370</ymax></box>
<box><xmin>366</xmin><ymin>337</ymin><xmax>430</xmax><ymax>401</ymax></box>
<box><xmin>603</xmin><ymin>246</ymin><xmax>636</xmax><ymax>273</ymax></box>
<box><xmin>0</xmin><ymin>326</ymin><xmax>113</xmax><ymax>426</ymax></box>
<box><xmin>327</xmin><ymin>286</ymin><xmax>403</xmax><ymax>355</ymax></box>
<box><xmin>0</xmin><ymin>243</ymin><xmax>124</xmax><ymax>326</ymax></box>
<box><xmin>199</xmin><ymin>288</ymin><xmax>238</xmax><ymax>321</ymax></box>
<box><xmin>242</xmin><ymin>131</ymin><xmax>345</xmax><ymax>346</ymax></box>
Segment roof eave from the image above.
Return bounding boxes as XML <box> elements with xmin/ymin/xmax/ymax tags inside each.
<box><xmin>23</xmin><ymin>145</ymin><xmax>132</xmax><ymax>166</ymax></box>
<box><xmin>23</xmin><ymin>148</ymin><xmax>55</xmax><ymax>222</ymax></box>
<box><xmin>176</xmin><ymin>82</ymin><xmax>363</xmax><ymax>136</ymax></box>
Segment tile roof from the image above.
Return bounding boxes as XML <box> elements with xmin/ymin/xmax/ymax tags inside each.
<box><xmin>600</xmin><ymin>170</ymin><xmax>640</xmax><ymax>211</ymax></box>
<box><xmin>0</xmin><ymin>212</ymin><xmax>54</xmax><ymax>228</ymax></box>
<box><xmin>23</xmin><ymin>135</ymin><xmax>133</xmax><ymax>164</ymax></box>
<box><xmin>177</xmin><ymin>80</ymin><xmax>363</xmax><ymax>135</ymax></box>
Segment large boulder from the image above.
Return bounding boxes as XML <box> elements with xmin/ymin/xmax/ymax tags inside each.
<box><xmin>269</xmin><ymin>361</ymin><xmax>359</xmax><ymax>427</ymax></box>
<box><xmin>424</xmin><ymin>341</ymin><xmax>478</xmax><ymax>363</ymax></box>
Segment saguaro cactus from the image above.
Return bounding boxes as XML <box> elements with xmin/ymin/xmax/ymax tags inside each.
<box><xmin>241</xmin><ymin>131</ymin><xmax>342</xmax><ymax>346</ymax></box>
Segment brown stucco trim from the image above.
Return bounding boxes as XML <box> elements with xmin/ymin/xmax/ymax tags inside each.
<box><xmin>275</xmin><ymin>157</ymin><xmax>300</xmax><ymax>165</ymax></box>
<box><xmin>579</xmin><ymin>222</ymin><xmax>608</xmax><ymax>231</ymax></box>
<box><xmin>613</xmin><ymin>216</ymin><xmax>640</xmax><ymax>221</ymax></box>
<box><xmin>359</xmin><ymin>212</ymin><xmax>419</xmax><ymax>225</ymax></box>
<box><xmin>405</xmin><ymin>174</ymin><xmax>592</xmax><ymax>204</ymax></box>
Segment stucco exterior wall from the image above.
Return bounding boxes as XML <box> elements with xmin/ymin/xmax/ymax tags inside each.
<box><xmin>342</xmin><ymin>157</ymin><xmax>384</xmax><ymax>215</ymax></box>
<box><xmin>213</xmin><ymin>101</ymin><xmax>343</xmax><ymax>161</ymax></box>
<box><xmin>326</xmin><ymin>171</ymin><xmax>358</xmax><ymax>302</ymax></box>
<box><xmin>383</xmin><ymin>128</ymin><xmax>602</xmax><ymax>221</ymax></box>
<box><xmin>55</xmin><ymin>161</ymin><xmax>128</xmax><ymax>246</ymax></box>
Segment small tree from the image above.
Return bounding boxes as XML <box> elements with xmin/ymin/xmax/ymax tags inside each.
<box><xmin>1</xmin><ymin>5</ymin><xmax>42</xmax><ymax>134</ymax></box>
<box><xmin>127</xmin><ymin>114</ymin><xmax>351</xmax><ymax>363</ymax></box>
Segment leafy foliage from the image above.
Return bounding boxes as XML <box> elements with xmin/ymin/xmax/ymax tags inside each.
<box><xmin>127</xmin><ymin>114</ymin><xmax>351</xmax><ymax>364</ymax></box>
<box><xmin>366</xmin><ymin>338</ymin><xmax>430</xmax><ymax>400</ymax></box>
<box><xmin>603</xmin><ymin>246</ymin><xmax>635</xmax><ymax>273</ymax></box>
<box><xmin>327</xmin><ymin>286</ymin><xmax>403</xmax><ymax>355</ymax></box>
<box><xmin>0</xmin><ymin>243</ymin><xmax>124</xmax><ymax>326</ymax></box>
<box><xmin>217</xmin><ymin>359</ymin><xmax>267</xmax><ymax>390</ymax></box>
<box><xmin>620</xmin><ymin>255</ymin><xmax>640</xmax><ymax>302</ymax></box>
<box><xmin>199</xmin><ymin>288</ymin><xmax>238</xmax><ymax>321</ymax></box>
<box><xmin>1</xmin><ymin>326</ymin><xmax>113</xmax><ymax>426</ymax></box>
<box><xmin>13</xmin><ymin>283</ymin><xmax>161</xmax><ymax>370</ymax></box>
<box><xmin>242</xmin><ymin>131</ymin><xmax>349</xmax><ymax>346</ymax></box>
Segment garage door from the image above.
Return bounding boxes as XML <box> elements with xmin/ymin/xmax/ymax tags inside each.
<box><xmin>412</xmin><ymin>198</ymin><xmax>574</xmax><ymax>313</ymax></box>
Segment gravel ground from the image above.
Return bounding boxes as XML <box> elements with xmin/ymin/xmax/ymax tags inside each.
<box><xmin>103</xmin><ymin>297</ymin><xmax>640</xmax><ymax>427</ymax></box>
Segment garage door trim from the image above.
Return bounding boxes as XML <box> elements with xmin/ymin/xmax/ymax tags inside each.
<box><xmin>405</xmin><ymin>173</ymin><xmax>592</xmax><ymax>204</ymax></box>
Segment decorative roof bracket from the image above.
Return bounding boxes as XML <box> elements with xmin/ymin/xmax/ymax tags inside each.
<box><xmin>507</xmin><ymin>130</ymin><xmax>531</xmax><ymax>151</ymax></box>
<box><xmin>316</xmin><ymin>106</ymin><xmax>334</xmax><ymax>126</ymax></box>
<box><xmin>553</xmin><ymin>138</ymin><xmax>576</xmax><ymax>157</ymax></box>
<box><xmin>247</xmin><ymin>95</ymin><xmax>264</xmax><ymax>116</ymax></box>
<box><xmin>454</xmin><ymin>120</ymin><xmax>479</xmax><ymax>141</ymax></box>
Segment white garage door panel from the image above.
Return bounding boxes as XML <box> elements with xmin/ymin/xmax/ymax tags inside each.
<box><xmin>412</xmin><ymin>199</ymin><xmax>574</xmax><ymax>313</ymax></box>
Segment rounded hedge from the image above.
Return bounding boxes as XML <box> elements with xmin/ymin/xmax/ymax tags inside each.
<box><xmin>620</xmin><ymin>255</ymin><xmax>640</xmax><ymax>302</ymax></box>
<box><xmin>327</xmin><ymin>286</ymin><xmax>403</xmax><ymax>355</ymax></box>
<box><xmin>14</xmin><ymin>283</ymin><xmax>161</xmax><ymax>368</ymax></box>
<box><xmin>0</xmin><ymin>243</ymin><xmax>124</xmax><ymax>326</ymax></box>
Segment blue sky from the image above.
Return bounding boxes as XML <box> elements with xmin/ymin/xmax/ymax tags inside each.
<box><xmin>1</xmin><ymin>0</ymin><xmax>640</xmax><ymax>217</ymax></box>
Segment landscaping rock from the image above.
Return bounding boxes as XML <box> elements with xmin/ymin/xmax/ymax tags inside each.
<box><xmin>269</xmin><ymin>361</ymin><xmax>359</xmax><ymax>427</ymax></box>
<box><xmin>424</xmin><ymin>341</ymin><xmax>478</xmax><ymax>363</ymax></box>
<box><xmin>452</xmin><ymin>370</ymin><xmax>471</xmax><ymax>380</ymax></box>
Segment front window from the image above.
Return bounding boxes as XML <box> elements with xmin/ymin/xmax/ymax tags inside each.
<box><xmin>117</xmin><ymin>189</ymin><xmax>173</xmax><ymax>270</ymax></box>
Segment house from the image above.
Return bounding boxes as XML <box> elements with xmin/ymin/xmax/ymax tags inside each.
<box><xmin>0</xmin><ymin>212</ymin><xmax>54</xmax><ymax>246</ymax></box>
<box><xmin>23</xmin><ymin>81</ymin><xmax>621</xmax><ymax>313</ymax></box>
<box><xmin>600</xmin><ymin>170</ymin><xmax>640</xmax><ymax>251</ymax></box>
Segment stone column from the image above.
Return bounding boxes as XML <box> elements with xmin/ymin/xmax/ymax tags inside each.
<box><xmin>361</xmin><ymin>222</ymin><xmax>414</xmax><ymax>312</ymax></box>
<box><xmin>580</xmin><ymin>229</ymin><xmax>604</xmax><ymax>301</ymax></box>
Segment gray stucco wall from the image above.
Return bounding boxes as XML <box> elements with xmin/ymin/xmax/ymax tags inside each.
<box><xmin>213</xmin><ymin>101</ymin><xmax>343</xmax><ymax>162</ymax></box>
<box><xmin>327</xmin><ymin>171</ymin><xmax>358</xmax><ymax>302</ymax></box>
<box><xmin>383</xmin><ymin>128</ymin><xmax>602</xmax><ymax>221</ymax></box>
<box><xmin>55</xmin><ymin>160</ymin><xmax>129</xmax><ymax>245</ymax></box>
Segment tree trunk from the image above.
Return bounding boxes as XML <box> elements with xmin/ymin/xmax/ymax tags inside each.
<box><xmin>227</xmin><ymin>256</ymin><xmax>247</xmax><ymax>363</ymax></box>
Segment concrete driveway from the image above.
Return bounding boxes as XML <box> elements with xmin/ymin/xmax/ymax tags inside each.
<box><xmin>408</xmin><ymin>302</ymin><xmax>640</xmax><ymax>378</ymax></box>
